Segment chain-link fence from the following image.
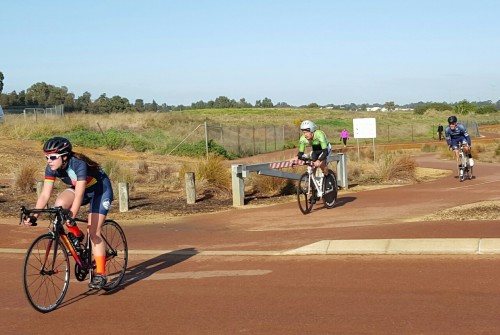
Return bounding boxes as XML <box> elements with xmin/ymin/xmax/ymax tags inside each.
<box><xmin>2</xmin><ymin>105</ymin><xmax>65</xmax><ymax>122</ymax></box>
<box><xmin>207</xmin><ymin>124</ymin><xmax>298</xmax><ymax>156</ymax></box>
<box><xmin>203</xmin><ymin>122</ymin><xmax>481</xmax><ymax>157</ymax></box>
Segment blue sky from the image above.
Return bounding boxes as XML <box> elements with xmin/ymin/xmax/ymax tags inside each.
<box><xmin>2</xmin><ymin>0</ymin><xmax>499</xmax><ymax>106</ymax></box>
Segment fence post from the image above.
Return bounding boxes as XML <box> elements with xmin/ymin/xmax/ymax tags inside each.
<box><xmin>264</xmin><ymin>127</ymin><xmax>267</xmax><ymax>152</ymax></box>
<box><xmin>118</xmin><ymin>182</ymin><xmax>129</xmax><ymax>212</ymax></box>
<box><xmin>252</xmin><ymin>126</ymin><xmax>256</xmax><ymax>156</ymax></box>
<box><xmin>274</xmin><ymin>126</ymin><xmax>277</xmax><ymax>150</ymax></box>
<box><xmin>237</xmin><ymin>127</ymin><xmax>241</xmax><ymax>156</ymax></box>
<box><xmin>185</xmin><ymin>172</ymin><xmax>196</xmax><ymax>204</ymax></box>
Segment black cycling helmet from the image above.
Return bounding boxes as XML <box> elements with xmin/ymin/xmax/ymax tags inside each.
<box><xmin>447</xmin><ymin>115</ymin><xmax>458</xmax><ymax>124</ymax></box>
<box><xmin>43</xmin><ymin>137</ymin><xmax>72</xmax><ymax>155</ymax></box>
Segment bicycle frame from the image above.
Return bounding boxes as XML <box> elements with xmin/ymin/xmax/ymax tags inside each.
<box><xmin>20</xmin><ymin>206</ymin><xmax>93</xmax><ymax>275</ymax></box>
<box><xmin>21</xmin><ymin>205</ymin><xmax>128</xmax><ymax>312</ymax></box>
<box><xmin>457</xmin><ymin>143</ymin><xmax>473</xmax><ymax>182</ymax></box>
<box><xmin>305</xmin><ymin>164</ymin><xmax>324</xmax><ymax>198</ymax></box>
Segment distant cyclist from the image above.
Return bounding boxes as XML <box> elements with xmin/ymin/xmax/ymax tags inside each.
<box><xmin>291</xmin><ymin>120</ymin><xmax>332</xmax><ymax>176</ymax></box>
<box><xmin>445</xmin><ymin>115</ymin><xmax>472</xmax><ymax>168</ymax></box>
<box><xmin>23</xmin><ymin>137</ymin><xmax>113</xmax><ymax>290</ymax></box>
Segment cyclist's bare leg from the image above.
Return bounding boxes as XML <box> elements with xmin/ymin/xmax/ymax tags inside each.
<box><xmin>53</xmin><ymin>189</ymin><xmax>75</xmax><ymax>208</ymax></box>
<box><xmin>88</xmin><ymin>213</ymin><xmax>107</xmax><ymax>272</ymax></box>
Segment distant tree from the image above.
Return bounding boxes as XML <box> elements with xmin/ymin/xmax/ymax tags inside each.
<box><xmin>134</xmin><ymin>99</ymin><xmax>145</xmax><ymax>112</ymax></box>
<box><xmin>255</xmin><ymin>97</ymin><xmax>273</xmax><ymax>108</ymax></box>
<box><xmin>275</xmin><ymin>102</ymin><xmax>291</xmax><ymax>108</ymax></box>
<box><xmin>152</xmin><ymin>99</ymin><xmax>159</xmax><ymax>111</ymax></box>
<box><xmin>191</xmin><ymin>100</ymin><xmax>207</xmax><ymax>109</ymax></box>
<box><xmin>76</xmin><ymin>92</ymin><xmax>92</xmax><ymax>113</ymax></box>
<box><xmin>384</xmin><ymin>101</ymin><xmax>395</xmax><ymax>111</ymax></box>
<box><xmin>454</xmin><ymin>99</ymin><xmax>476</xmax><ymax>115</ymax></box>
<box><xmin>307</xmin><ymin>102</ymin><xmax>319</xmax><ymax>108</ymax></box>
<box><xmin>26</xmin><ymin>82</ymin><xmax>51</xmax><ymax>105</ymax></box>
<box><xmin>46</xmin><ymin>85</ymin><xmax>69</xmax><ymax>106</ymax></box>
<box><xmin>110</xmin><ymin>95</ymin><xmax>130</xmax><ymax>112</ymax></box>
<box><xmin>496</xmin><ymin>100</ymin><xmax>500</xmax><ymax>110</ymax></box>
<box><xmin>476</xmin><ymin>104</ymin><xmax>497</xmax><ymax>114</ymax></box>
<box><xmin>237</xmin><ymin>98</ymin><xmax>252</xmax><ymax>108</ymax></box>
<box><xmin>90</xmin><ymin>94</ymin><xmax>109</xmax><ymax>114</ymax></box>
<box><xmin>214</xmin><ymin>96</ymin><xmax>232</xmax><ymax>108</ymax></box>
<box><xmin>63</xmin><ymin>92</ymin><xmax>76</xmax><ymax>111</ymax></box>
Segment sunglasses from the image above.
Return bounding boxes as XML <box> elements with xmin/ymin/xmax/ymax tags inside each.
<box><xmin>45</xmin><ymin>153</ymin><xmax>66</xmax><ymax>160</ymax></box>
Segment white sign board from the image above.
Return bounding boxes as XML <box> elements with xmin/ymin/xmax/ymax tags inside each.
<box><xmin>353</xmin><ymin>118</ymin><xmax>377</xmax><ymax>139</ymax></box>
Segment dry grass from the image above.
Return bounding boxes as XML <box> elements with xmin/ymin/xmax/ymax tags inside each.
<box><xmin>14</xmin><ymin>163</ymin><xmax>39</xmax><ymax>192</ymax></box>
<box><xmin>248</xmin><ymin>174</ymin><xmax>296</xmax><ymax>196</ymax></box>
<box><xmin>178</xmin><ymin>154</ymin><xmax>232</xmax><ymax>199</ymax></box>
<box><xmin>374</xmin><ymin>154</ymin><xmax>416</xmax><ymax>183</ymax></box>
<box><xmin>413</xmin><ymin>200</ymin><xmax>500</xmax><ymax>221</ymax></box>
<box><xmin>101</xmin><ymin>158</ymin><xmax>136</xmax><ymax>191</ymax></box>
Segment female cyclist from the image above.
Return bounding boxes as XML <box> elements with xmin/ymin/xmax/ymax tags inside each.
<box><xmin>24</xmin><ymin>137</ymin><xmax>113</xmax><ymax>290</ymax></box>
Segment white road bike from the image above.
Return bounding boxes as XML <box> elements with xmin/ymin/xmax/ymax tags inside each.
<box><xmin>296</xmin><ymin>156</ymin><xmax>338</xmax><ymax>215</ymax></box>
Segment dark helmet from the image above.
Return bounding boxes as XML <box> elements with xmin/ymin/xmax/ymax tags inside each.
<box><xmin>447</xmin><ymin>115</ymin><xmax>458</xmax><ymax>124</ymax></box>
<box><xmin>43</xmin><ymin>137</ymin><xmax>72</xmax><ymax>155</ymax></box>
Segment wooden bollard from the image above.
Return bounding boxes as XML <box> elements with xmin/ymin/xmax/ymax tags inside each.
<box><xmin>185</xmin><ymin>172</ymin><xmax>196</xmax><ymax>204</ymax></box>
<box><xmin>118</xmin><ymin>182</ymin><xmax>129</xmax><ymax>212</ymax></box>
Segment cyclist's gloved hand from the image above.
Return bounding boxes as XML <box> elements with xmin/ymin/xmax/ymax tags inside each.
<box><xmin>66</xmin><ymin>217</ymin><xmax>76</xmax><ymax>226</ymax></box>
<box><xmin>25</xmin><ymin>215</ymin><xmax>38</xmax><ymax>226</ymax></box>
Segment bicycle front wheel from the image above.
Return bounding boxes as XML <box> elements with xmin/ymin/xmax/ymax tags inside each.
<box><xmin>23</xmin><ymin>234</ymin><xmax>70</xmax><ymax>313</ymax></box>
<box><xmin>323</xmin><ymin>170</ymin><xmax>338</xmax><ymax>209</ymax></box>
<box><xmin>102</xmin><ymin>220</ymin><xmax>128</xmax><ymax>291</ymax></box>
<box><xmin>297</xmin><ymin>173</ymin><xmax>314</xmax><ymax>214</ymax></box>
<box><xmin>468</xmin><ymin>166</ymin><xmax>473</xmax><ymax>180</ymax></box>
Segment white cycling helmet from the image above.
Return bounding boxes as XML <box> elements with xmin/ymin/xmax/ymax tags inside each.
<box><xmin>300</xmin><ymin>120</ymin><xmax>317</xmax><ymax>132</ymax></box>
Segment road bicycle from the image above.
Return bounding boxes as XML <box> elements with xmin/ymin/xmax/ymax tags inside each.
<box><xmin>458</xmin><ymin>143</ymin><xmax>473</xmax><ymax>182</ymax></box>
<box><xmin>296</xmin><ymin>157</ymin><xmax>338</xmax><ymax>214</ymax></box>
<box><xmin>20</xmin><ymin>206</ymin><xmax>128</xmax><ymax>313</ymax></box>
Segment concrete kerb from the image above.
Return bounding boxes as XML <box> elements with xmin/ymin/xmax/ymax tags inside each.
<box><xmin>3</xmin><ymin>238</ymin><xmax>500</xmax><ymax>256</ymax></box>
<box><xmin>283</xmin><ymin>238</ymin><xmax>500</xmax><ymax>255</ymax></box>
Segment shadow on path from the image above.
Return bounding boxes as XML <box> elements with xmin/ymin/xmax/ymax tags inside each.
<box><xmin>103</xmin><ymin>248</ymin><xmax>198</xmax><ymax>295</ymax></box>
<box><xmin>50</xmin><ymin>248</ymin><xmax>198</xmax><ymax>311</ymax></box>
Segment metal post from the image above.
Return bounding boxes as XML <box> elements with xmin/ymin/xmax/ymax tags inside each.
<box><xmin>204</xmin><ymin>121</ymin><xmax>209</xmax><ymax>158</ymax></box>
<box><xmin>231</xmin><ymin>164</ymin><xmax>245</xmax><ymax>206</ymax></box>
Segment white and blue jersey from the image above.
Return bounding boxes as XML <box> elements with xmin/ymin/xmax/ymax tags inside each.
<box><xmin>44</xmin><ymin>156</ymin><xmax>113</xmax><ymax>215</ymax></box>
<box><xmin>445</xmin><ymin>123</ymin><xmax>471</xmax><ymax>150</ymax></box>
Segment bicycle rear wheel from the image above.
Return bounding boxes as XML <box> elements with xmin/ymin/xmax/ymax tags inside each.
<box><xmin>101</xmin><ymin>220</ymin><xmax>128</xmax><ymax>291</ymax></box>
<box><xmin>297</xmin><ymin>173</ymin><xmax>314</xmax><ymax>214</ymax></box>
<box><xmin>23</xmin><ymin>234</ymin><xmax>70</xmax><ymax>313</ymax></box>
<box><xmin>323</xmin><ymin>170</ymin><xmax>338</xmax><ymax>209</ymax></box>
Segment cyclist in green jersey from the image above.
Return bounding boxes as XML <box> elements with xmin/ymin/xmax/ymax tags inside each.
<box><xmin>291</xmin><ymin>120</ymin><xmax>332</xmax><ymax>176</ymax></box>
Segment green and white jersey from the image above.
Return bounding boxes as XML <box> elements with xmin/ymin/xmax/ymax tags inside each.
<box><xmin>299</xmin><ymin>129</ymin><xmax>331</xmax><ymax>153</ymax></box>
